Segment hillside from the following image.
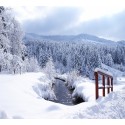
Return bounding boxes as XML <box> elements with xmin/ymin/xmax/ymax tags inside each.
<box><xmin>23</xmin><ymin>33</ymin><xmax>117</xmax><ymax>45</ymax></box>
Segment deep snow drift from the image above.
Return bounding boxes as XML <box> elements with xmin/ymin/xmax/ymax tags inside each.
<box><xmin>0</xmin><ymin>72</ymin><xmax>125</xmax><ymax>119</ymax></box>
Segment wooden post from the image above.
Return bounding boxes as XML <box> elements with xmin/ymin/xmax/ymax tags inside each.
<box><xmin>102</xmin><ymin>75</ymin><xmax>105</xmax><ymax>97</ymax></box>
<box><xmin>107</xmin><ymin>77</ymin><xmax>110</xmax><ymax>94</ymax></box>
<box><xmin>95</xmin><ymin>72</ymin><xmax>99</xmax><ymax>99</ymax></box>
<box><xmin>111</xmin><ymin>78</ymin><xmax>113</xmax><ymax>91</ymax></box>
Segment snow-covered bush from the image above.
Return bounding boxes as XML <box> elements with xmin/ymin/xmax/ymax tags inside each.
<box><xmin>32</xmin><ymin>75</ymin><xmax>56</xmax><ymax>101</ymax></box>
<box><xmin>32</xmin><ymin>83</ymin><xmax>56</xmax><ymax>101</ymax></box>
<box><xmin>67</xmin><ymin>70</ymin><xmax>80</xmax><ymax>89</ymax></box>
<box><xmin>28</xmin><ymin>57</ymin><xmax>40</xmax><ymax>72</ymax></box>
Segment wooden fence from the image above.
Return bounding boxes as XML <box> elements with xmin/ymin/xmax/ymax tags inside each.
<box><xmin>94</xmin><ymin>69</ymin><xmax>113</xmax><ymax>99</ymax></box>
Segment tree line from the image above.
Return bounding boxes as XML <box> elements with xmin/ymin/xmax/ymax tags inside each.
<box><xmin>25</xmin><ymin>39</ymin><xmax>125</xmax><ymax>79</ymax></box>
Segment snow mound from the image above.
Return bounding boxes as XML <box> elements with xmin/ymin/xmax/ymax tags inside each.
<box><xmin>72</xmin><ymin>78</ymin><xmax>95</xmax><ymax>101</ymax></box>
<box><xmin>70</xmin><ymin>91</ymin><xmax>125</xmax><ymax>119</ymax></box>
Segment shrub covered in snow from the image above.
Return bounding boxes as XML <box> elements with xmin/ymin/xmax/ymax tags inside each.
<box><xmin>32</xmin><ymin>74</ymin><xmax>56</xmax><ymax>101</ymax></box>
<box><xmin>32</xmin><ymin>82</ymin><xmax>56</xmax><ymax>101</ymax></box>
<box><xmin>66</xmin><ymin>70</ymin><xmax>80</xmax><ymax>89</ymax></box>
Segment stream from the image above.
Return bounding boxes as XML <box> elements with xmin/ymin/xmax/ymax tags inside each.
<box><xmin>52</xmin><ymin>79</ymin><xmax>84</xmax><ymax>105</ymax></box>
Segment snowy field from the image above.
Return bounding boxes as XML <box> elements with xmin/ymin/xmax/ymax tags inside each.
<box><xmin>0</xmin><ymin>72</ymin><xmax>125</xmax><ymax>119</ymax></box>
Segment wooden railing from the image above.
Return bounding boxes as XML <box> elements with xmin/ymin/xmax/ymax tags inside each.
<box><xmin>94</xmin><ymin>69</ymin><xmax>113</xmax><ymax>99</ymax></box>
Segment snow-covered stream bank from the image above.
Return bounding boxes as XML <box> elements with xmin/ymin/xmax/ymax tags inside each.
<box><xmin>0</xmin><ymin>72</ymin><xmax>125</xmax><ymax>119</ymax></box>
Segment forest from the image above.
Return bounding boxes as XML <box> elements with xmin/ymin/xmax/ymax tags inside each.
<box><xmin>1</xmin><ymin>6</ymin><xmax>125</xmax><ymax>79</ymax></box>
<box><xmin>25</xmin><ymin>38</ymin><xmax>125</xmax><ymax>78</ymax></box>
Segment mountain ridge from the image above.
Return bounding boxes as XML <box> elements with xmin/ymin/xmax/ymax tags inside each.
<box><xmin>23</xmin><ymin>33</ymin><xmax>124</xmax><ymax>45</ymax></box>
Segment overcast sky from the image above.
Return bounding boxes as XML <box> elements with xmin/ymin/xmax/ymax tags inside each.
<box><xmin>11</xmin><ymin>0</ymin><xmax>125</xmax><ymax>41</ymax></box>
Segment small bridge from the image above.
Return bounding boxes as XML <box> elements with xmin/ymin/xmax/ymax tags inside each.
<box><xmin>94</xmin><ymin>68</ymin><xmax>113</xmax><ymax>99</ymax></box>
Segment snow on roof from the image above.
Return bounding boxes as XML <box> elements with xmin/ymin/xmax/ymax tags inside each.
<box><xmin>94</xmin><ymin>68</ymin><xmax>113</xmax><ymax>77</ymax></box>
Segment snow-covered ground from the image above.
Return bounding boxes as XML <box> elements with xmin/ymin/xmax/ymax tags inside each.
<box><xmin>0</xmin><ymin>72</ymin><xmax>125</xmax><ymax>119</ymax></box>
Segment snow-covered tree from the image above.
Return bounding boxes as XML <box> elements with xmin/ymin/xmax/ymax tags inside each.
<box><xmin>10</xmin><ymin>55</ymin><xmax>23</xmax><ymax>74</ymax></box>
<box><xmin>67</xmin><ymin>70</ymin><xmax>80</xmax><ymax>89</ymax></box>
<box><xmin>43</xmin><ymin>57</ymin><xmax>56</xmax><ymax>81</ymax></box>
<box><xmin>28</xmin><ymin>57</ymin><xmax>40</xmax><ymax>72</ymax></box>
<box><xmin>104</xmin><ymin>54</ymin><xmax>114</xmax><ymax>67</ymax></box>
<box><xmin>39</xmin><ymin>48</ymin><xmax>50</xmax><ymax>67</ymax></box>
<box><xmin>0</xmin><ymin>6</ymin><xmax>40</xmax><ymax>74</ymax></box>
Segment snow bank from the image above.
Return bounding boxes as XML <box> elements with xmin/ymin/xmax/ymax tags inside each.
<box><xmin>0</xmin><ymin>72</ymin><xmax>57</xmax><ymax>118</ymax></box>
<box><xmin>70</xmin><ymin>91</ymin><xmax>125</xmax><ymax>119</ymax></box>
<box><xmin>72</xmin><ymin>77</ymin><xmax>95</xmax><ymax>101</ymax></box>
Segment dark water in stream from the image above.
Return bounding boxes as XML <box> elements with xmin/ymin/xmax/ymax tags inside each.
<box><xmin>52</xmin><ymin>79</ymin><xmax>84</xmax><ymax>105</ymax></box>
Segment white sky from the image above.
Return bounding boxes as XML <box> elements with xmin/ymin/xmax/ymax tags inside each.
<box><xmin>1</xmin><ymin>0</ymin><xmax>125</xmax><ymax>40</ymax></box>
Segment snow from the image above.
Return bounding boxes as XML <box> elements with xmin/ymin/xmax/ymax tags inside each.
<box><xmin>0</xmin><ymin>72</ymin><xmax>57</xmax><ymax>118</ymax></box>
<box><xmin>72</xmin><ymin>77</ymin><xmax>95</xmax><ymax>101</ymax></box>
<box><xmin>95</xmin><ymin>67</ymin><xmax>113</xmax><ymax>77</ymax></box>
<box><xmin>71</xmin><ymin>91</ymin><xmax>125</xmax><ymax>119</ymax></box>
<box><xmin>0</xmin><ymin>72</ymin><xmax>125</xmax><ymax>119</ymax></box>
<box><xmin>72</xmin><ymin>73</ymin><xmax>125</xmax><ymax>102</ymax></box>
<box><xmin>101</xmin><ymin>63</ymin><xmax>123</xmax><ymax>77</ymax></box>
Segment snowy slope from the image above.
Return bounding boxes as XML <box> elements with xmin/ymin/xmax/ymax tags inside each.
<box><xmin>70</xmin><ymin>90</ymin><xmax>125</xmax><ymax>119</ymax></box>
<box><xmin>0</xmin><ymin>73</ymin><xmax>57</xmax><ymax>118</ymax></box>
<box><xmin>0</xmin><ymin>72</ymin><xmax>125</xmax><ymax>119</ymax></box>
